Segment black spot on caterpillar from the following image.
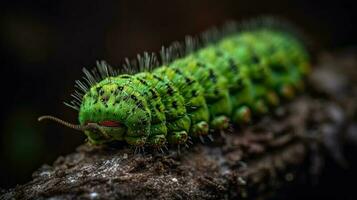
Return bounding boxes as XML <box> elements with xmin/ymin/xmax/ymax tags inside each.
<box><xmin>38</xmin><ymin>17</ymin><xmax>310</xmax><ymax>150</ymax></box>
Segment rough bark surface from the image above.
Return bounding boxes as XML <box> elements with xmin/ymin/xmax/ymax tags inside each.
<box><xmin>1</xmin><ymin>50</ymin><xmax>357</xmax><ymax>200</ymax></box>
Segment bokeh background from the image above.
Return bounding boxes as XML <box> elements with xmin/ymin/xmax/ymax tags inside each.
<box><xmin>1</xmin><ymin>0</ymin><xmax>356</xmax><ymax>198</ymax></box>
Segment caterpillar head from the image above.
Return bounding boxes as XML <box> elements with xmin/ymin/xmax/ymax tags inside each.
<box><xmin>39</xmin><ymin>77</ymin><xmax>152</xmax><ymax>147</ymax></box>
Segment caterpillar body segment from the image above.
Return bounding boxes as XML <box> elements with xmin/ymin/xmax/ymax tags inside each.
<box><xmin>170</xmin><ymin>57</ymin><xmax>232</xmax><ymax>130</ymax></box>
<box><xmin>134</xmin><ymin>72</ymin><xmax>191</xmax><ymax>145</ymax></box>
<box><xmin>39</xmin><ymin>19</ymin><xmax>310</xmax><ymax>149</ymax></box>
<box><xmin>153</xmin><ymin>66</ymin><xmax>210</xmax><ymax>137</ymax></box>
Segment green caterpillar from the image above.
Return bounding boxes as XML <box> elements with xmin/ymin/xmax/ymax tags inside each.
<box><xmin>39</xmin><ymin>17</ymin><xmax>310</xmax><ymax>150</ymax></box>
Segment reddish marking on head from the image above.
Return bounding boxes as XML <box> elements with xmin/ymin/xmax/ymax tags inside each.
<box><xmin>98</xmin><ymin>120</ymin><xmax>121</xmax><ymax>127</ymax></box>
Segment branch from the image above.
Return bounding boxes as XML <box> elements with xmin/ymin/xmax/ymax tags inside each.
<box><xmin>2</xmin><ymin>50</ymin><xmax>357</xmax><ymax>200</ymax></box>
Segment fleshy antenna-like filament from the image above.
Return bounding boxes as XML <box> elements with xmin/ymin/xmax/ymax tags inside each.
<box><xmin>38</xmin><ymin>115</ymin><xmax>84</xmax><ymax>131</ymax></box>
<box><xmin>38</xmin><ymin>115</ymin><xmax>108</xmax><ymax>138</ymax></box>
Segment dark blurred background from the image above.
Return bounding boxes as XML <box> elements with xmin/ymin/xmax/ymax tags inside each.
<box><xmin>0</xmin><ymin>0</ymin><xmax>356</xmax><ymax>198</ymax></box>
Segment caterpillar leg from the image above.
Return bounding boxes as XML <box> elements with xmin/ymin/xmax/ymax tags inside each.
<box><xmin>253</xmin><ymin>99</ymin><xmax>269</xmax><ymax>114</ymax></box>
<box><xmin>167</xmin><ymin>131</ymin><xmax>188</xmax><ymax>144</ymax></box>
<box><xmin>210</xmin><ymin>115</ymin><xmax>230</xmax><ymax>130</ymax></box>
<box><xmin>266</xmin><ymin>90</ymin><xmax>280</xmax><ymax>106</ymax></box>
<box><xmin>147</xmin><ymin>134</ymin><xmax>166</xmax><ymax>148</ymax></box>
<box><xmin>166</xmin><ymin>115</ymin><xmax>191</xmax><ymax>145</ymax></box>
<box><xmin>125</xmin><ymin>136</ymin><xmax>147</xmax><ymax>147</ymax></box>
<box><xmin>147</xmin><ymin>123</ymin><xmax>167</xmax><ymax>147</ymax></box>
<box><xmin>300</xmin><ymin>62</ymin><xmax>311</xmax><ymax>76</ymax></box>
<box><xmin>207</xmin><ymin>92</ymin><xmax>232</xmax><ymax>130</ymax></box>
<box><xmin>233</xmin><ymin>105</ymin><xmax>252</xmax><ymax>124</ymax></box>
<box><xmin>84</xmin><ymin>130</ymin><xmax>113</xmax><ymax>145</ymax></box>
<box><xmin>295</xmin><ymin>79</ymin><xmax>305</xmax><ymax>92</ymax></box>
<box><xmin>280</xmin><ymin>84</ymin><xmax>296</xmax><ymax>99</ymax></box>
<box><xmin>188</xmin><ymin>107</ymin><xmax>210</xmax><ymax>137</ymax></box>
<box><xmin>191</xmin><ymin>121</ymin><xmax>209</xmax><ymax>136</ymax></box>
<box><xmin>207</xmin><ymin>98</ymin><xmax>231</xmax><ymax>130</ymax></box>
